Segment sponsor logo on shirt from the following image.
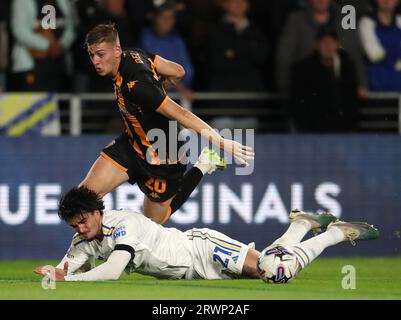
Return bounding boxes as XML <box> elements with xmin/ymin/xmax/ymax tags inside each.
<box><xmin>67</xmin><ymin>250</ymin><xmax>74</xmax><ymax>259</ymax></box>
<box><xmin>113</xmin><ymin>226</ymin><xmax>127</xmax><ymax>239</ymax></box>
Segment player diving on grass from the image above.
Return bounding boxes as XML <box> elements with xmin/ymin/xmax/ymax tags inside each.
<box><xmin>79</xmin><ymin>23</ymin><xmax>254</xmax><ymax>224</ymax></box>
<box><xmin>34</xmin><ymin>187</ymin><xmax>379</xmax><ymax>283</ymax></box>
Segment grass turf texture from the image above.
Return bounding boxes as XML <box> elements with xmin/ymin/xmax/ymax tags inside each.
<box><xmin>0</xmin><ymin>258</ymin><xmax>400</xmax><ymax>300</ymax></box>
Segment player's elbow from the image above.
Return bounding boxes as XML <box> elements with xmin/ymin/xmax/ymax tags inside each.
<box><xmin>176</xmin><ymin>64</ymin><xmax>186</xmax><ymax>79</ymax></box>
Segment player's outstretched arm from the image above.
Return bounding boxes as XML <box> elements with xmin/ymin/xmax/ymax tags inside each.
<box><xmin>33</xmin><ymin>239</ymin><xmax>93</xmax><ymax>280</ymax></box>
<box><xmin>64</xmin><ymin>250</ymin><xmax>131</xmax><ymax>282</ymax></box>
<box><xmin>34</xmin><ymin>262</ymin><xmax>69</xmax><ymax>281</ymax></box>
<box><xmin>34</xmin><ymin>250</ymin><xmax>131</xmax><ymax>282</ymax></box>
<box><xmin>158</xmin><ymin>98</ymin><xmax>255</xmax><ymax>166</ymax></box>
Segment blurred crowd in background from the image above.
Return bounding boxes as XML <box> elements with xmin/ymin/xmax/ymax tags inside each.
<box><xmin>0</xmin><ymin>0</ymin><xmax>401</xmax><ymax>133</ymax></box>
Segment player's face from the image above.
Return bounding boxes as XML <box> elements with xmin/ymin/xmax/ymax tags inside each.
<box><xmin>88</xmin><ymin>41</ymin><xmax>122</xmax><ymax>77</ymax></box>
<box><xmin>68</xmin><ymin>211</ymin><xmax>102</xmax><ymax>240</ymax></box>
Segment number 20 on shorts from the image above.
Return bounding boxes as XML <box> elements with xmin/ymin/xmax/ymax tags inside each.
<box><xmin>145</xmin><ymin>177</ymin><xmax>167</xmax><ymax>194</ymax></box>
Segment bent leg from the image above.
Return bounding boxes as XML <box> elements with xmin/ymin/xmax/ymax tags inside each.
<box><xmin>293</xmin><ymin>221</ymin><xmax>379</xmax><ymax>269</ymax></box>
<box><xmin>241</xmin><ymin>249</ymin><xmax>262</xmax><ymax>279</ymax></box>
<box><xmin>292</xmin><ymin>226</ymin><xmax>345</xmax><ymax>269</ymax></box>
<box><xmin>143</xmin><ymin>196</ymin><xmax>173</xmax><ymax>224</ymax></box>
<box><xmin>143</xmin><ymin>167</ymin><xmax>204</xmax><ymax>224</ymax></box>
<box><xmin>256</xmin><ymin>225</ymin><xmax>344</xmax><ymax>284</ymax></box>
<box><xmin>79</xmin><ymin>156</ymin><xmax>130</xmax><ymax>198</ymax></box>
<box><xmin>155</xmin><ymin>148</ymin><xmax>227</xmax><ymax>223</ymax></box>
<box><xmin>272</xmin><ymin>210</ymin><xmax>338</xmax><ymax>246</ymax></box>
<box><xmin>272</xmin><ymin>219</ymin><xmax>312</xmax><ymax>246</ymax></box>
<box><xmin>169</xmin><ymin>167</ymin><xmax>203</xmax><ymax>214</ymax></box>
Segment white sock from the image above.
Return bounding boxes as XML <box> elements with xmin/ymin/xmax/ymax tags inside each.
<box><xmin>272</xmin><ymin>220</ymin><xmax>312</xmax><ymax>246</ymax></box>
<box><xmin>292</xmin><ymin>227</ymin><xmax>345</xmax><ymax>269</ymax></box>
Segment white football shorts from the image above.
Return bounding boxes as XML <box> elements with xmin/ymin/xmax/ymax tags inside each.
<box><xmin>183</xmin><ymin>228</ymin><xmax>250</xmax><ymax>280</ymax></box>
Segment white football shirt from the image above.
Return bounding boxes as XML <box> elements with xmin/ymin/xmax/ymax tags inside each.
<box><xmin>57</xmin><ymin>210</ymin><xmax>193</xmax><ymax>280</ymax></box>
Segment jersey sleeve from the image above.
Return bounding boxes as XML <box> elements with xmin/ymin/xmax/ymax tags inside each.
<box><xmin>123</xmin><ymin>50</ymin><xmax>167</xmax><ymax>112</ymax></box>
<box><xmin>134</xmin><ymin>48</ymin><xmax>157</xmax><ymax>63</ymax></box>
<box><xmin>63</xmin><ymin>218</ymin><xmax>140</xmax><ymax>282</ymax></box>
<box><xmin>64</xmin><ymin>250</ymin><xmax>131</xmax><ymax>281</ymax></box>
<box><xmin>56</xmin><ymin>234</ymin><xmax>95</xmax><ymax>275</ymax></box>
<box><xmin>129</xmin><ymin>81</ymin><xmax>169</xmax><ymax>112</ymax></box>
<box><xmin>111</xmin><ymin>217</ymin><xmax>140</xmax><ymax>259</ymax></box>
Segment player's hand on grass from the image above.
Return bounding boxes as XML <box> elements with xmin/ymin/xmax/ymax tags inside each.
<box><xmin>33</xmin><ymin>262</ymin><xmax>69</xmax><ymax>281</ymax></box>
<box><xmin>220</xmin><ymin>139</ymin><xmax>255</xmax><ymax>166</ymax></box>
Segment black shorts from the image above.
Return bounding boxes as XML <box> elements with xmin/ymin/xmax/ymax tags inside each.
<box><xmin>101</xmin><ymin>134</ymin><xmax>187</xmax><ymax>203</ymax></box>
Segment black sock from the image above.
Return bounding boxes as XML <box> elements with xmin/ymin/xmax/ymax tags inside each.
<box><xmin>170</xmin><ymin>167</ymin><xmax>204</xmax><ymax>214</ymax></box>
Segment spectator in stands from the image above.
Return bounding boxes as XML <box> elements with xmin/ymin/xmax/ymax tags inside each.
<box><xmin>179</xmin><ymin>0</ymin><xmax>223</xmax><ymax>90</ymax></box>
<box><xmin>100</xmin><ymin>0</ymin><xmax>135</xmax><ymax>49</ymax></box>
<box><xmin>72</xmin><ymin>0</ymin><xmax>105</xmax><ymax>92</ymax></box>
<box><xmin>139</xmin><ymin>1</ymin><xmax>194</xmax><ymax>102</ymax></box>
<box><xmin>9</xmin><ymin>0</ymin><xmax>75</xmax><ymax>92</ymax></box>
<box><xmin>209</xmin><ymin>0</ymin><xmax>268</xmax><ymax>92</ymax></box>
<box><xmin>248</xmin><ymin>0</ymin><xmax>301</xmax><ymax>90</ymax></box>
<box><xmin>206</xmin><ymin>0</ymin><xmax>268</xmax><ymax>130</ymax></box>
<box><xmin>359</xmin><ymin>0</ymin><xmax>401</xmax><ymax>91</ymax></box>
<box><xmin>276</xmin><ymin>0</ymin><xmax>368</xmax><ymax>98</ymax></box>
<box><xmin>73</xmin><ymin>0</ymin><xmax>136</xmax><ymax>93</ymax></box>
<box><xmin>125</xmin><ymin>0</ymin><xmax>155</xmax><ymax>38</ymax></box>
<box><xmin>0</xmin><ymin>1</ymin><xmax>9</xmax><ymax>93</ymax></box>
<box><xmin>289</xmin><ymin>29</ymin><xmax>359</xmax><ymax>133</ymax></box>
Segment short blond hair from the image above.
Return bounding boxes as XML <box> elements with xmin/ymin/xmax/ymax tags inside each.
<box><xmin>85</xmin><ymin>23</ymin><xmax>119</xmax><ymax>47</ymax></box>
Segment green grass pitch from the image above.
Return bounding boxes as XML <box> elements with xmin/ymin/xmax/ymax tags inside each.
<box><xmin>0</xmin><ymin>258</ymin><xmax>400</xmax><ymax>300</ymax></box>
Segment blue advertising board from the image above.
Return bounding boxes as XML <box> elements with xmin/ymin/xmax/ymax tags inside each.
<box><xmin>0</xmin><ymin>135</ymin><xmax>400</xmax><ymax>260</ymax></box>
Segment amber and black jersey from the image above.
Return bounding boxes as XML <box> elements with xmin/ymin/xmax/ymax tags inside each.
<box><xmin>112</xmin><ymin>49</ymin><xmax>177</xmax><ymax>166</ymax></box>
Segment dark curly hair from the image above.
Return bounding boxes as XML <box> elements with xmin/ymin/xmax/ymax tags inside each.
<box><xmin>58</xmin><ymin>186</ymin><xmax>105</xmax><ymax>222</ymax></box>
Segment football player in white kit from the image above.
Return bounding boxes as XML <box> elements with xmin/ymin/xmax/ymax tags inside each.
<box><xmin>34</xmin><ymin>187</ymin><xmax>379</xmax><ymax>284</ymax></box>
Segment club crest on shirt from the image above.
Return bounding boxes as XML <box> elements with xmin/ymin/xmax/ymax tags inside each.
<box><xmin>127</xmin><ymin>81</ymin><xmax>138</xmax><ymax>91</ymax></box>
